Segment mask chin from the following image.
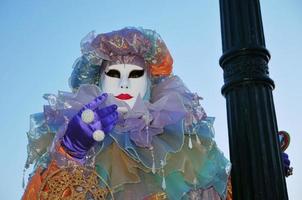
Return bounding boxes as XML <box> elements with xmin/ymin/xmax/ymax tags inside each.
<box><xmin>100</xmin><ymin>63</ymin><xmax>149</xmax><ymax>109</ymax></box>
<box><xmin>122</xmin><ymin>96</ymin><xmax>138</xmax><ymax>109</ymax></box>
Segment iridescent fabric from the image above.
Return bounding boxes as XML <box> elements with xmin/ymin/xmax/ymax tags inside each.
<box><xmin>24</xmin><ymin>27</ymin><xmax>230</xmax><ymax>200</ymax></box>
<box><xmin>25</xmin><ymin>75</ymin><xmax>230</xmax><ymax>200</ymax></box>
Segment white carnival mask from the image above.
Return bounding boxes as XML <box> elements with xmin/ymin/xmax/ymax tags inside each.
<box><xmin>101</xmin><ymin>64</ymin><xmax>148</xmax><ymax>108</ymax></box>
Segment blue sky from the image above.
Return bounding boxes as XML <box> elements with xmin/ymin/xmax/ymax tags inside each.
<box><xmin>0</xmin><ymin>0</ymin><xmax>301</xmax><ymax>199</ymax></box>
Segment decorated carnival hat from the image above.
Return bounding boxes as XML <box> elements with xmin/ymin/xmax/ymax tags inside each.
<box><xmin>70</xmin><ymin>27</ymin><xmax>173</xmax><ymax>90</ymax></box>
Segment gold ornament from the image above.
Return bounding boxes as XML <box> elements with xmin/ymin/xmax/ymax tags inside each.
<box><xmin>145</xmin><ymin>192</ymin><xmax>167</xmax><ymax>200</ymax></box>
<box><xmin>38</xmin><ymin>165</ymin><xmax>113</xmax><ymax>200</ymax></box>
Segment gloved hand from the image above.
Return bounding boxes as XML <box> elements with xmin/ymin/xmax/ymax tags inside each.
<box><xmin>282</xmin><ymin>152</ymin><xmax>293</xmax><ymax>177</ymax></box>
<box><xmin>61</xmin><ymin>93</ymin><xmax>118</xmax><ymax>159</ymax></box>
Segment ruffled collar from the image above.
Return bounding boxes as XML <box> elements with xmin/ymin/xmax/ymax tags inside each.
<box><xmin>43</xmin><ymin>76</ymin><xmax>193</xmax><ymax>169</ymax></box>
<box><xmin>24</xmin><ymin>76</ymin><xmax>230</xmax><ymax>200</ymax></box>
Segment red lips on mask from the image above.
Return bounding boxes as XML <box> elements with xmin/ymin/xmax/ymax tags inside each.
<box><xmin>115</xmin><ymin>93</ymin><xmax>133</xmax><ymax>100</ymax></box>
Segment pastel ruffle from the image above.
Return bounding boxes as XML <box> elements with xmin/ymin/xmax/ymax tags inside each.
<box><xmin>24</xmin><ymin>76</ymin><xmax>230</xmax><ymax>200</ymax></box>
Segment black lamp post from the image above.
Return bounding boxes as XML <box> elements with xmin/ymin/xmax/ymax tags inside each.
<box><xmin>218</xmin><ymin>0</ymin><xmax>289</xmax><ymax>199</ymax></box>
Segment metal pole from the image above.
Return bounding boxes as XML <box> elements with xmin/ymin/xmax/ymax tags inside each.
<box><xmin>218</xmin><ymin>0</ymin><xmax>289</xmax><ymax>199</ymax></box>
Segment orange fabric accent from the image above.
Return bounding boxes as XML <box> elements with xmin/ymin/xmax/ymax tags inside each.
<box><xmin>57</xmin><ymin>144</ymin><xmax>74</xmax><ymax>160</ymax></box>
<box><xmin>226</xmin><ymin>177</ymin><xmax>233</xmax><ymax>200</ymax></box>
<box><xmin>22</xmin><ymin>167</ymin><xmax>42</xmax><ymax>200</ymax></box>
<box><xmin>22</xmin><ymin>160</ymin><xmax>59</xmax><ymax>200</ymax></box>
<box><xmin>22</xmin><ymin>144</ymin><xmax>76</xmax><ymax>200</ymax></box>
<box><xmin>150</xmin><ymin>53</ymin><xmax>173</xmax><ymax>76</ymax></box>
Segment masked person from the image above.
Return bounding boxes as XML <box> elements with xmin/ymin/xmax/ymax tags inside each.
<box><xmin>22</xmin><ymin>27</ymin><xmax>235</xmax><ymax>200</ymax></box>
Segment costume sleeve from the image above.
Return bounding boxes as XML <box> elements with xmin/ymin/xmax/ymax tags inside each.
<box><xmin>22</xmin><ymin>160</ymin><xmax>58</xmax><ymax>200</ymax></box>
<box><xmin>22</xmin><ymin>145</ymin><xmax>76</xmax><ymax>200</ymax></box>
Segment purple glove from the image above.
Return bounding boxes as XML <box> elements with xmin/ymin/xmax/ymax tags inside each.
<box><xmin>282</xmin><ymin>152</ymin><xmax>293</xmax><ymax>177</ymax></box>
<box><xmin>61</xmin><ymin>93</ymin><xmax>118</xmax><ymax>159</ymax></box>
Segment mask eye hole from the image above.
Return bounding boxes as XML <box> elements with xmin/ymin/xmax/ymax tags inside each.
<box><xmin>105</xmin><ymin>69</ymin><xmax>120</xmax><ymax>78</ymax></box>
<box><xmin>128</xmin><ymin>70</ymin><xmax>144</xmax><ymax>78</ymax></box>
